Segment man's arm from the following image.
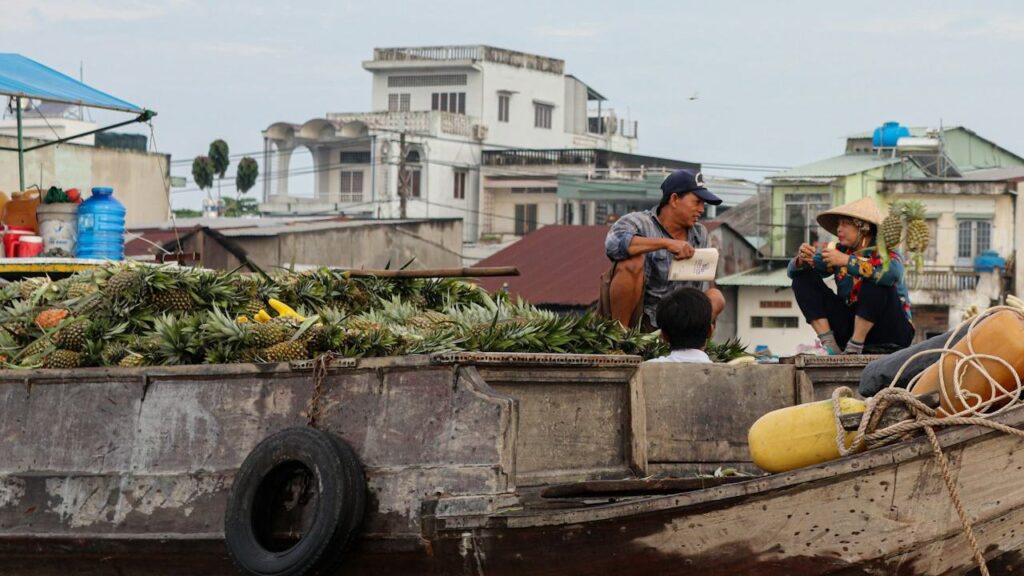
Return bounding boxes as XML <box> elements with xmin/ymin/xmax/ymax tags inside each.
<box><xmin>626</xmin><ymin>236</ymin><xmax>694</xmax><ymax>259</ymax></box>
<box><xmin>605</xmin><ymin>216</ymin><xmax>694</xmax><ymax>261</ymax></box>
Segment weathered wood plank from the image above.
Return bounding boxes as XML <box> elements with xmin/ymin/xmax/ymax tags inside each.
<box><xmin>643</xmin><ymin>363</ymin><xmax>797</xmax><ymax>464</ymax></box>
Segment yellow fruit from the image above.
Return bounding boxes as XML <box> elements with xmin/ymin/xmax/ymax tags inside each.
<box><xmin>254</xmin><ymin>310</ymin><xmax>272</xmax><ymax>323</ymax></box>
<box><xmin>268</xmin><ymin>298</ymin><xmax>304</xmax><ymax>321</ymax></box>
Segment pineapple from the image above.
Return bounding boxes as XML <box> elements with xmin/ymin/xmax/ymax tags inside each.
<box><xmin>65</xmin><ymin>279</ymin><xmax>97</xmax><ymax>300</ymax></box>
<box><xmin>150</xmin><ymin>289</ymin><xmax>196</xmax><ymax>312</ymax></box>
<box><xmin>34</xmin><ymin>308</ymin><xmax>69</xmax><ymax>329</ymax></box>
<box><xmin>43</xmin><ymin>349</ymin><xmax>81</xmax><ymax>369</ymax></box>
<box><xmin>259</xmin><ymin>340</ymin><xmax>308</xmax><ymax>363</ymax></box>
<box><xmin>303</xmin><ymin>324</ymin><xmax>331</xmax><ymax>353</ymax></box>
<box><xmin>104</xmin><ymin>267</ymin><xmax>148</xmax><ymax>301</ymax></box>
<box><xmin>118</xmin><ymin>353</ymin><xmax>147</xmax><ymax>368</ymax></box>
<box><xmin>16</xmin><ymin>278</ymin><xmax>47</xmax><ymax>302</ymax></box>
<box><xmin>904</xmin><ymin>200</ymin><xmax>929</xmax><ymax>253</ymax></box>
<box><xmin>54</xmin><ymin>318</ymin><xmax>88</xmax><ymax>352</ymax></box>
<box><xmin>101</xmin><ymin>342</ymin><xmax>130</xmax><ymax>365</ymax></box>
<box><xmin>250</xmin><ymin>322</ymin><xmax>290</xmax><ymax>348</ymax></box>
<box><xmin>0</xmin><ymin>300</ymin><xmax>37</xmax><ymax>343</ymax></box>
<box><xmin>879</xmin><ymin>202</ymin><xmax>904</xmax><ymax>250</ymax></box>
<box><xmin>18</xmin><ymin>336</ymin><xmax>54</xmax><ymax>361</ymax></box>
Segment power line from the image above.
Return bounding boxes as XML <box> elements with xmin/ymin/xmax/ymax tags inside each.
<box><xmin>169</xmin><ymin>126</ymin><xmax>786</xmax><ymax>174</ymax></box>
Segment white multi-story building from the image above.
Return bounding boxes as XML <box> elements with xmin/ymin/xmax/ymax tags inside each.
<box><xmin>260</xmin><ymin>45</ymin><xmax>640</xmax><ymax>240</ymax></box>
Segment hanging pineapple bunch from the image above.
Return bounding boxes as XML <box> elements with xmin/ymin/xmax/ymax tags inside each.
<box><xmin>879</xmin><ymin>201</ymin><xmax>905</xmax><ymax>253</ymax></box>
<box><xmin>903</xmin><ymin>200</ymin><xmax>929</xmax><ymax>273</ymax></box>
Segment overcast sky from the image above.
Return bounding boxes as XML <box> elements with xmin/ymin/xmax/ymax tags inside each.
<box><xmin>5</xmin><ymin>0</ymin><xmax>1024</xmax><ymax>209</ymax></box>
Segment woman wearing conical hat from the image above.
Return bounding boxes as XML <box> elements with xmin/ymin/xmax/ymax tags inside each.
<box><xmin>788</xmin><ymin>197</ymin><xmax>914</xmax><ymax>355</ymax></box>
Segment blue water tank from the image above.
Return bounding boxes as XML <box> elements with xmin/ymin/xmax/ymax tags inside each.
<box><xmin>974</xmin><ymin>250</ymin><xmax>1006</xmax><ymax>273</ymax></box>
<box><xmin>76</xmin><ymin>187</ymin><xmax>126</xmax><ymax>260</ymax></box>
<box><xmin>871</xmin><ymin>121</ymin><xmax>910</xmax><ymax>148</ymax></box>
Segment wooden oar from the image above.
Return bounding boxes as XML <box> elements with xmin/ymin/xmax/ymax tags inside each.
<box><xmin>340</xmin><ymin>266</ymin><xmax>519</xmax><ymax>278</ymax></box>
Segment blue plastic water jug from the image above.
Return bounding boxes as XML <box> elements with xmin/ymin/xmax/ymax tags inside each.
<box><xmin>76</xmin><ymin>187</ymin><xmax>126</xmax><ymax>260</ymax></box>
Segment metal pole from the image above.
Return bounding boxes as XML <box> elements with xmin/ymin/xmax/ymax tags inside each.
<box><xmin>398</xmin><ymin>132</ymin><xmax>407</xmax><ymax>219</ymax></box>
<box><xmin>16</xmin><ymin>96</ymin><xmax>25</xmax><ymax>191</ymax></box>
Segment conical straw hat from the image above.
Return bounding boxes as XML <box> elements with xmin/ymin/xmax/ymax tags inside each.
<box><xmin>816</xmin><ymin>197</ymin><xmax>883</xmax><ymax>236</ymax></box>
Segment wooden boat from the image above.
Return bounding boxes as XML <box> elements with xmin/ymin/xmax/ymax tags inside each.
<box><xmin>0</xmin><ymin>353</ymin><xmax>1019</xmax><ymax>575</ymax></box>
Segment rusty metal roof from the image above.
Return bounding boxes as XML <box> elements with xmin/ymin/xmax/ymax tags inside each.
<box><xmin>475</xmin><ymin>225</ymin><xmax>611</xmax><ymax>307</ymax></box>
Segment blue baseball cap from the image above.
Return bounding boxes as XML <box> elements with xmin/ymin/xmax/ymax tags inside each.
<box><xmin>659</xmin><ymin>169</ymin><xmax>723</xmax><ymax>208</ymax></box>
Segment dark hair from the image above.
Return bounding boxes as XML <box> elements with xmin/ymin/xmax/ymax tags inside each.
<box><xmin>656</xmin><ymin>287</ymin><xmax>712</xmax><ymax>350</ymax></box>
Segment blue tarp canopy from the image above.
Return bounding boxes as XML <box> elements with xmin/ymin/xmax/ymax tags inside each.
<box><xmin>0</xmin><ymin>54</ymin><xmax>154</xmax><ymax>190</ymax></box>
<box><xmin>0</xmin><ymin>53</ymin><xmax>142</xmax><ymax>113</ymax></box>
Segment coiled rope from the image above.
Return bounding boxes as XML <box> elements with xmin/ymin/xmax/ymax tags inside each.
<box><xmin>830</xmin><ymin>305</ymin><xmax>1024</xmax><ymax>576</ymax></box>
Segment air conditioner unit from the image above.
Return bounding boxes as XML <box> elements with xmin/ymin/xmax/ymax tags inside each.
<box><xmin>473</xmin><ymin>124</ymin><xmax>489</xmax><ymax>141</ymax></box>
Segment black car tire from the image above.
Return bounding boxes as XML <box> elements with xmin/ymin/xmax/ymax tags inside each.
<box><xmin>225</xmin><ymin>427</ymin><xmax>366</xmax><ymax>576</ymax></box>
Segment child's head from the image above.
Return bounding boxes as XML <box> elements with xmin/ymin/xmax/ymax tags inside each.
<box><xmin>656</xmin><ymin>287</ymin><xmax>713</xmax><ymax>350</ymax></box>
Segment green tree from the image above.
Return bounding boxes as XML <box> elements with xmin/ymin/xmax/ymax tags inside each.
<box><xmin>191</xmin><ymin>156</ymin><xmax>215</xmax><ymax>197</ymax></box>
<box><xmin>209</xmin><ymin>139</ymin><xmax>230</xmax><ymax>202</ymax></box>
<box><xmin>209</xmin><ymin>139</ymin><xmax>230</xmax><ymax>178</ymax></box>
<box><xmin>173</xmin><ymin>208</ymin><xmax>202</xmax><ymax>218</ymax></box>
<box><xmin>236</xmin><ymin>156</ymin><xmax>259</xmax><ymax>199</ymax></box>
<box><xmin>223</xmin><ymin>197</ymin><xmax>260</xmax><ymax>217</ymax></box>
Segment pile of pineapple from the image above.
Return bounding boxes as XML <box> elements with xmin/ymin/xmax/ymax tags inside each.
<box><xmin>0</xmin><ymin>263</ymin><xmax>672</xmax><ymax>370</ymax></box>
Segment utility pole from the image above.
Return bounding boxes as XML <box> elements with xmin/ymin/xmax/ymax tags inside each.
<box><xmin>398</xmin><ymin>132</ymin><xmax>408</xmax><ymax>219</ymax></box>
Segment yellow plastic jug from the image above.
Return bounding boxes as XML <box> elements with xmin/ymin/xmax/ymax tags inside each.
<box><xmin>3</xmin><ymin>190</ymin><xmax>40</xmax><ymax>231</ymax></box>
<box><xmin>748</xmin><ymin>397</ymin><xmax>866</xmax><ymax>473</ymax></box>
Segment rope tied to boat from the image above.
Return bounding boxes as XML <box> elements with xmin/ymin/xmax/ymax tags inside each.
<box><xmin>306</xmin><ymin>352</ymin><xmax>343</xmax><ymax>428</ymax></box>
<box><xmin>828</xmin><ymin>305</ymin><xmax>1024</xmax><ymax>576</ymax></box>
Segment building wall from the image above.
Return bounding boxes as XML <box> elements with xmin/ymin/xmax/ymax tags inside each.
<box><xmin>944</xmin><ymin>128</ymin><xmax>1024</xmax><ymax>171</ymax></box>
<box><xmin>0</xmin><ymin>134</ymin><xmax>170</xmax><ymax>227</ymax></box>
<box><xmin>478</xmin><ymin>60</ymin><xmax>573</xmax><ymax>149</ymax></box>
<box><xmin>1017</xmin><ymin>182</ymin><xmax>1024</xmax><ymax>297</ymax></box>
<box><xmin>487</xmin><ymin>189</ymin><xmax>560</xmax><ymax>236</ymax></box>
<box><xmin>769</xmin><ymin>181</ymin><xmax>839</xmax><ymax>257</ymax></box>
<box><xmin>204</xmin><ymin>219</ymin><xmax>463</xmax><ymax>271</ymax></box>
<box><xmin>708</xmin><ymin>226</ymin><xmax>758</xmax><ymax>278</ymax></box>
<box><xmin>734</xmin><ymin>285</ymin><xmax>818</xmax><ymax>357</ymax></box>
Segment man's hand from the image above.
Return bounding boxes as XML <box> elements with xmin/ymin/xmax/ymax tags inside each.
<box><xmin>664</xmin><ymin>238</ymin><xmax>695</xmax><ymax>260</ymax></box>
<box><xmin>822</xmin><ymin>247</ymin><xmax>850</xmax><ymax>269</ymax></box>
<box><xmin>798</xmin><ymin>243</ymin><xmax>816</xmax><ymax>265</ymax></box>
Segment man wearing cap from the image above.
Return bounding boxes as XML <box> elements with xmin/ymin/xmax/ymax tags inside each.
<box><xmin>788</xmin><ymin>197</ymin><xmax>914</xmax><ymax>355</ymax></box>
<box><xmin>604</xmin><ymin>169</ymin><xmax>726</xmax><ymax>331</ymax></box>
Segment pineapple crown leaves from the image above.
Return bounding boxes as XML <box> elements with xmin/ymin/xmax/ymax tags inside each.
<box><xmin>150</xmin><ymin>313</ymin><xmax>204</xmax><ymax>365</ymax></box>
<box><xmin>705</xmin><ymin>337</ymin><xmax>750</xmax><ymax>363</ymax></box>
<box><xmin>288</xmin><ymin>315</ymin><xmax>321</xmax><ymax>342</ymax></box>
<box><xmin>202</xmin><ymin>307</ymin><xmax>253</xmax><ymax>347</ymax></box>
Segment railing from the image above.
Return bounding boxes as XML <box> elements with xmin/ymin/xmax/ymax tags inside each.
<box><xmin>905</xmin><ymin>269</ymin><xmax>979</xmax><ymax>292</ymax></box>
<box><xmin>482</xmin><ymin>148</ymin><xmax>599</xmax><ymax>166</ymax></box>
<box><xmin>374</xmin><ymin>46</ymin><xmax>483</xmax><ymax>62</ymax></box>
<box><xmin>371</xmin><ymin>46</ymin><xmax>564</xmax><ymax>74</ymax></box>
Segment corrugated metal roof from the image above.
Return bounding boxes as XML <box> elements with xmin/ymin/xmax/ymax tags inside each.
<box><xmin>475</xmin><ymin>225</ymin><xmax>611</xmax><ymax>306</ymax></box>
<box><xmin>768</xmin><ymin>154</ymin><xmax>901</xmax><ymax>180</ymax></box>
<box><xmin>716</xmin><ymin>266</ymin><xmax>792</xmax><ymax>287</ymax></box>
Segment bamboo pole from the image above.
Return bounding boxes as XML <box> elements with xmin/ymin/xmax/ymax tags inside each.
<box><xmin>340</xmin><ymin>266</ymin><xmax>519</xmax><ymax>278</ymax></box>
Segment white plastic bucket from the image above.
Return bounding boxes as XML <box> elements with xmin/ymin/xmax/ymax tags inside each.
<box><xmin>36</xmin><ymin>203</ymin><xmax>79</xmax><ymax>256</ymax></box>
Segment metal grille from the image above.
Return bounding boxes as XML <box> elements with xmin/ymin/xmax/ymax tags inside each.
<box><xmin>389</xmin><ymin>74</ymin><xmax>467</xmax><ymax>87</ymax></box>
<box><xmin>340</xmin><ymin>171</ymin><xmax>364</xmax><ymax>202</ymax></box>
